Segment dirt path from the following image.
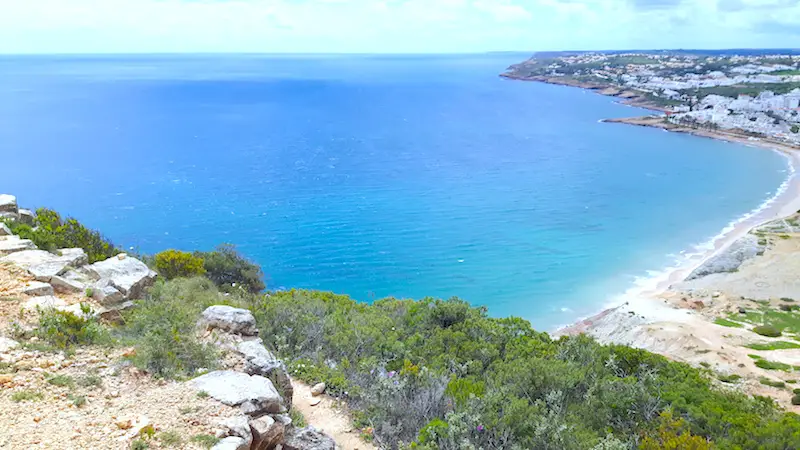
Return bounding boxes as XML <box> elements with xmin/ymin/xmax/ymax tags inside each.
<box><xmin>291</xmin><ymin>380</ymin><xmax>378</xmax><ymax>450</ymax></box>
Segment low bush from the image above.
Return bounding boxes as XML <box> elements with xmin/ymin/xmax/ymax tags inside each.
<box><xmin>793</xmin><ymin>395</ymin><xmax>800</xmax><ymax>406</ymax></box>
<box><xmin>11</xmin><ymin>390</ymin><xmax>43</xmax><ymax>402</ymax></box>
<box><xmin>759</xmin><ymin>377</ymin><xmax>786</xmax><ymax>388</ymax></box>
<box><xmin>752</xmin><ymin>325</ymin><xmax>782</xmax><ymax>338</ymax></box>
<box><xmin>718</xmin><ymin>374</ymin><xmax>742</xmax><ymax>383</ymax></box>
<box><xmin>745</xmin><ymin>341</ymin><xmax>800</xmax><ymax>351</ymax></box>
<box><xmin>36</xmin><ymin>306</ymin><xmax>106</xmax><ymax>350</ymax></box>
<box><xmin>755</xmin><ymin>359</ymin><xmax>793</xmax><ymax>371</ymax></box>
<box><xmin>124</xmin><ymin>278</ymin><xmax>219</xmax><ymax>379</ymax></box>
<box><xmin>196</xmin><ymin>244</ymin><xmax>265</xmax><ymax>293</ymax></box>
<box><xmin>154</xmin><ymin>250</ymin><xmax>206</xmax><ymax>280</ymax></box>
<box><xmin>4</xmin><ymin>208</ymin><xmax>119</xmax><ymax>263</ymax></box>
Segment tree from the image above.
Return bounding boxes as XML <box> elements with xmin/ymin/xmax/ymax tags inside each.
<box><xmin>154</xmin><ymin>249</ymin><xmax>206</xmax><ymax>280</ymax></box>
<box><xmin>197</xmin><ymin>244</ymin><xmax>265</xmax><ymax>293</ymax></box>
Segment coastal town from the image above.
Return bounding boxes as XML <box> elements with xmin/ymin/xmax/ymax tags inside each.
<box><xmin>504</xmin><ymin>52</ymin><xmax>800</xmax><ymax>146</ymax></box>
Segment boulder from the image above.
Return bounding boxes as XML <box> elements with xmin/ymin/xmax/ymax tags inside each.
<box><xmin>94</xmin><ymin>301</ymin><xmax>135</xmax><ymax>322</ymax></box>
<box><xmin>311</xmin><ymin>383</ymin><xmax>326</xmax><ymax>397</ymax></box>
<box><xmin>250</xmin><ymin>415</ymin><xmax>285</xmax><ymax>450</ymax></box>
<box><xmin>238</xmin><ymin>340</ymin><xmax>294</xmax><ymax>408</ymax></box>
<box><xmin>0</xmin><ymin>194</ymin><xmax>18</xmax><ymax>220</ymax></box>
<box><xmin>17</xmin><ymin>209</ymin><xmax>35</xmax><ymax>226</ymax></box>
<box><xmin>24</xmin><ymin>295</ymin><xmax>67</xmax><ymax>311</ymax></box>
<box><xmin>201</xmin><ymin>305</ymin><xmax>258</xmax><ymax>336</ymax></box>
<box><xmin>91</xmin><ymin>279</ymin><xmax>124</xmax><ymax>304</ymax></box>
<box><xmin>282</xmin><ymin>427</ymin><xmax>336</xmax><ymax>450</ymax></box>
<box><xmin>212</xmin><ymin>437</ymin><xmax>249</xmax><ymax>450</ymax></box>
<box><xmin>22</xmin><ymin>281</ymin><xmax>54</xmax><ymax>296</ymax></box>
<box><xmin>0</xmin><ymin>223</ymin><xmax>11</xmax><ymax>236</ymax></box>
<box><xmin>189</xmin><ymin>370</ymin><xmax>285</xmax><ymax>416</ymax></box>
<box><xmin>86</xmin><ymin>254</ymin><xmax>156</xmax><ymax>300</ymax></box>
<box><xmin>50</xmin><ymin>274</ymin><xmax>86</xmax><ymax>293</ymax></box>
<box><xmin>217</xmin><ymin>416</ymin><xmax>253</xmax><ymax>449</ymax></box>
<box><xmin>0</xmin><ymin>236</ymin><xmax>36</xmax><ymax>256</ymax></box>
<box><xmin>0</xmin><ymin>248</ymin><xmax>87</xmax><ymax>281</ymax></box>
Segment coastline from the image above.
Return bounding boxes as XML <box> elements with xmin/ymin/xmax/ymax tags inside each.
<box><xmin>552</xmin><ymin>113</ymin><xmax>800</xmax><ymax>337</ymax></box>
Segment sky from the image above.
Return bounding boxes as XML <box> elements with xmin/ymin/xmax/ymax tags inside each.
<box><xmin>0</xmin><ymin>0</ymin><xmax>798</xmax><ymax>54</ymax></box>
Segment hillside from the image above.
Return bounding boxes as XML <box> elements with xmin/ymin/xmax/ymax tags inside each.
<box><xmin>3</xmin><ymin>193</ymin><xmax>800</xmax><ymax>449</ymax></box>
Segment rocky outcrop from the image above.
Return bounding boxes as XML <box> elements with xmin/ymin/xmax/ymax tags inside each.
<box><xmin>201</xmin><ymin>305</ymin><xmax>258</xmax><ymax>336</ymax></box>
<box><xmin>0</xmin><ymin>223</ymin><xmax>12</xmax><ymax>236</ymax></box>
<box><xmin>87</xmin><ymin>254</ymin><xmax>157</xmax><ymax>300</ymax></box>
<box><xmin>0</xmin><ymin>194</ymin><xmax>18</xmax><ymax>221</ymax></box>
<box><xmin>685</xmin><ymin>234</ymin><xmax>764</xmax><ymax>281</ymax></box>
<box><xmin>22</xmin><ymin>281</ymin><xmax>55</xmax><ymax>296</ymax></box>
<box><xmin>194</xmin><ymin>305</ymin><xmax>336</xmax><ymax>450</ymax></box>
<box><xmin>0</xmin><ymin>235</ymin><xmax>37</xmax><ymax>256</ymax></box>
<box><xmin>0</xmin><ymin>248</ymin><xmax>88</xmax><ymax>282</ymax></box>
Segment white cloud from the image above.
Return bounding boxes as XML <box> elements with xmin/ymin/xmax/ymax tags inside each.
<box><xmin>0</xmin><ymin>0</ymin><xmax>796</xmax><ymax>53</ymax></box>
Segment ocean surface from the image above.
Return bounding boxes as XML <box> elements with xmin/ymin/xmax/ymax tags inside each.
<box><xmin>0</xmin><ymin>54</ymin><xmax>790</xmax><ymax>329</ymax></box>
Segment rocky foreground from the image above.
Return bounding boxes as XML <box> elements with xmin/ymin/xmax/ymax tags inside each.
<box><xmin>0</xmin><ymin>195</ymin><xmax>370</xmax><ymax>450</ymax></box>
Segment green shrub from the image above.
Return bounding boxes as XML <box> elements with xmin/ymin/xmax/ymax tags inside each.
<box><xmin>289</xmin><ymin>409</ymin><xmax>307</xmax><ymax>428</ymax></box>
<box><xmin>46</xmin><ymin>374</ymin><xmax>74</xmax><ymax>388</ymax></box>
<box><xmin>12</xmin><ymin>390</ymin><xmax>43</xmax><ymax>402</ymax></box>
<box><xmin>35</xmin><ymin>306</ymin><xmax>106</xmax><ymax>350</ymax></box>
<box><xmin>196</xmin><ymin>244</ymin><xmax>265</xmax><ymax>293</ymax></box>
<box><xmin>190</xmin><ymin>435</ymin><xmax>219</xmax><ymax>449</ymax></box>
<box><xmin>755</xmin><ymin>359</ymin><xmax>793</xmax><ymax>371</ymax></box>
<box><xmin>793</xmin><ymin>395</ymin><xmax>800</xmax><ymax>406</ymax></box>
<box><xmin>130</xmin><ymin>439</ymin><xmax>149</xmax><ymax>450</ymax></box>
<box><xmin>746</xmin><ymin>341</ymin><xmax>800</xmax><ymax>350</ymax></box>
<box><xmin>124</xmin><ymin>278</ymin><xmax>219</xmax><ymax>379</ymax></box>
<box><xmin>713</xmin><ymin>318</ymin><xmax>743</xmax><ymax>328</ymax></box>
<box><xmin>154</xmin><ymin>250</ymin><xmax>206</xmax><ymax>280</ymax></box>
<box><xmin>69</xmin><ymin>394</ymin><xmax>87</xmax><ymax>407</ymax></box>
<box><xmin>157</xmin><ymin>431</ymin><xmax>182</xmax><ymax>447</ymax></box>
<box><xmin>718</xmin><ymin>374</ymin><xmax>741</xmax><ymax>383</ymax></box>
<box><xmin>759</xmin><ymin>377</ymin><xmax>786</xmax><ymax>388</ymax></box>
<box><xmin>5</xmin><ymin>208</ymin><xmax>119</xmax><ymax>263</ymax></box>
<box><xmin>753</xmin><ymin>325</ymin><xmax>782</xmax><ymax>337</ymax></box>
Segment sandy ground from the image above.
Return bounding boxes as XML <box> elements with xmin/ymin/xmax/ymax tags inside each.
<box><xmin>291</xmin><ymin>381</ymin><xmax>377</xmax><ymax>450</ymax></box>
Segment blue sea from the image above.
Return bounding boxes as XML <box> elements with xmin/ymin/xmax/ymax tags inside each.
<box><xmin>0</xmin><ymin>54</ymin><xmax>789</xmax><ymax>329</ymax></box>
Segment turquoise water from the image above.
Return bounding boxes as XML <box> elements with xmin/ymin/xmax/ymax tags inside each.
<box><xmin>0</xmin><ymin>54</ymin><xmax>789</xmax><ymax>329</ymax></box>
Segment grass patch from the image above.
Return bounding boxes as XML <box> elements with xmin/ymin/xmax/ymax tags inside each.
<box><xmin>196</xmin><ymin>390</ymin><xmax>209</xmax><ymax>399</ymax></box>
<box><xmin>179</xmin><ymin>406</ymin><xmax>200</xmax><ymax>415</ymax></box>
<box><xmin>755</xmin><ymin>359</ymin><xmax>793</xmax><ymax>371</ymax></box>
<box><xmin>11</xmin><ymin>389</ymin><xmax>43</xmax><ymax>402</ymax></box>
<box><xmin>69</xmin><ymin>394</ymin><xmax>87</xmax><ymax>407</ymax></box>
<box><xmin>290</xmin><ymin>408</ymin><xmax>308</xmax><ymax>428</ymax></box>
<box><xmin>718</xmin><ymin>374</ymin><xmax>742</xmax><ymax>383</ymax></box>
<box><xmin>190</xmin><ymin>435</ymin><xmax>219</xmax><ymax>449</ymax></box>
<box><xmin>759</xmin><ymin>377</ymin><xmax>786</xmax><ymax>388</ymax></box>
<box><xmin>77</xmin><ymin>371</ymin><xmax>102</xmax><ymax>388</ymax></box>
<box><xmin>131</xmin><ymin>439</ymin><xmax>149</xmax><ymax>450</ymax></box>
<box><xmin>749</xmin><ymin>354</ymin><xmax>763</xmax><ymax>360</ymax></box>
<box><xmin>157</xmin><ymin>431</ymin><xmax>183</xmax><ymax>447</ymax></box>
<box><xmin>714</xmin><ymin>318</ymin><xmax>744</xmax><ymax>328</ymax></box>
<box><xmin>45</xmin><ymin>373</ymin><xmax>74</xmax><ymax>388</ymax></box>
<box><xmin>745</xmin><ymin>341</ymin><xmax>800</xmax><ymax>351</ymax></box>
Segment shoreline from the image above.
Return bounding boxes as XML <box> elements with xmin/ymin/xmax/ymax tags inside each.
<box><xmin>555</xmin><ymin>117</ymin><xmax>800</xmax><ymax>336</ymax></box>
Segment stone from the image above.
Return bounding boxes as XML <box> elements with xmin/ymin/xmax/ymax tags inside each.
<box><xmin>91</xmin><ymin>279</ymin><xmax>124</xmax><ymax>304</ymax></box>
<box><xmin>50</xmin><ymin>275</ymin><xmax>86</xmax><ymax>293</ymax></box>
<box><xmin>24</xmin><ymin>295</ymin><xmax>67</xmax><ymax>311</ymax></box>
<box><xmin>0</xmin><ymin>337</ymin><xmax>20</xmax><ymax>353</ymax></box>
<box><xmin>212</xmin><ymin>437</ymin><xmax>249</xmax><ymax>450</ymax></box>
<box><xmin>238</xmin><ymin>340</ymin><xmax>294</xmax><ymax>408</ymax></box>
<box><xmin>86</xmin><ymin>254</ymin><xmax>156</xmax><ymax>300</ymax></box>
<box><xmin>282</xmin><ymin>427</ymin><xmax>336</xmax><ymax>450</ymax></box>
<box><xmin>273</xmin><ymin>413</ymin><xmax>292</xmax><ymax>427</ymax></box>
<box><xmin>22</xmin><ymin>281</ymin><xmax>54</xmax><ymax>296</ymax></box>
<box><xmin>189</xmin><ymin>370</ymin><xmax>285</xmax><ymax>416</ymax></box>
<box><xmin>0</xmin><ymin>194</ymin><xmax>18</xmax><ymax>219</ymax></box>
<box><xmin>0</xmin><ymin>235</ymin><xmax>36</xmax><ymax>256</ymax></box>
<box><xmin>0</xmin><ymin>374</ymin><xmax>14</xmax><ymax>386</ymax></box>
<box><xmin>309</xmin><ymin>397</ymin><xmax>321</xmax><ymax>406</ymax></box>
<box><xmin>17</xmin><ymin>209</ymin><xmax>35</xmax><ymax>225</ymax></box>
<box><xmin>250</xmin><ymin>415</ymin><xmax>285</xmax><ymax>450</ymax></box>
<box><xmin>310</xmin><ymin>382</ymin><xmax>326</xmax><ymax>397</ymax></box>
<box><xmin>218</xmin><ymin>416</ymin><xmax>253</xmax><ymax>448</ymax></box>
<box><xmin>201</xmin><ymin>305</ymin><xmax>258</xmax><ymax>336</ymax></box>
<box><xmin>0</xmin><ymin>223</ymin><xmax>11</xmax><ymax>236</ymax></box>
<box><xmin>94</xmin><ymin>301</ymin><xmax>135</xmax><ymax>322</ymax></box>
<box><xmin>0</xmin><ymin>248</ymin><xmax>87</xmax><ymax>281</ymax></box>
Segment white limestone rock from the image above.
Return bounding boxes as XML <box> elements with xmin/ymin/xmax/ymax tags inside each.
<box><xmin>0</xmin><ymin>195</ymin><xmax>18</xmax><ymax>221</ymax></box>
<box><xmin>249</xmin><ymin>415</ymin><xmax>284</xmax><ymax>450</ymax></box>
<box><xmin>189</xmin><ymin>370</ymin><xmax>285</xmax><ymax>416</ymax></box>
<box><xmin>201</xmin><ymin>305</ymin><xmax>258</xmax><ymax>336</ymax></box>
<box><xmin>0</xmin><ymin>223</ymin><xmax>11</xmax><ymax>236</ymax></box>
<box><xmin>22</xmin><ymin>281</ymin><xmax>54</xmax><ymax>297</ymax></box>
<box><xmin>0</xmin><ymin>236</ymin><xmax>37</xmax><ymax>256</ymax></box>
<box><xmin>24</xmin><ymin>295</ymin><xmax>67</xmax><ymax>311</ymax></box>
<box><xmin>211</xmin><ymin>437</ymin><xmax>249</xmax><ymax>450</ymax></box>
<box><xmin>237</xmin><ymin>340</ymin><xmax>294</xmax><ymax>408</ymax></box>
<box><xmin>86</xmin><ymin>254</ymin><xmax>156</xmax><ymax>300</ymax></box>
<box><xmin>0</xmin><ymin>248</ymin><xmax>87</xmax><ymax>281</ymax></box>
<box><xmin>91</xmin><ymin>278</ymin><xmax>124</xmax><ymax>304</ymax></box>
<box><xmin>17</xmin><ymin>209</ymin><xmax>35</xmax><ymax>226</ymax></box>
<box><xmin>282</xmin><ymin>427</ymin><xmax>336</xmax><ymax>450</ymax></box>
<box><xmin>0</xmin><ymin>337</ymin><xmax>20</xmax><ymax>353</ymax></box>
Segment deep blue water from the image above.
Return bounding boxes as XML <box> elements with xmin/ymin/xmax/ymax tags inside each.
<box><xmin>0</xmin><ymin>54</ymin><xmax>789</xmax><ymax>329</ymax></box>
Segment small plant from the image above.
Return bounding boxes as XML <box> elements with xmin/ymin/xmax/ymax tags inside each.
<box><xmin>780</xmin><ymin>304</ymin><xmax>799</xmax><ymax>312</ymax></box>
<box><xmin>759</xmin><ymin>377</ymin><xmax>786</xmax><ymax>388</ymax></box>
<box><xmin>36</xmin><ymin>306</ymin><xmax>106</xmax><ymax>350</ymax></box>
<box><xmin>793</xmin><ymin>395</ymin><xmax>800</xmax><ymax>406</ymax></box>
<box><xmin>196</xmin><ymin>390</ymin><xmax>209</xmax><ymax>399</ymax></box>
<box><xmin>69</xmin><ymin>394</ymin><xmax>87</xmax><ymax>407</ymax></box>
<box><xmin>746</xmin><ymin>341</ymin><xmax>800</xmax><ymax>351</ymax></box>
<box><xmin>190</xmin><ymin>434</ymin><xmax>219</xmax><ymax>449</ymax></box>
<box><xmin>157</xmin><ymin>431</ymin><xmax>182</xmax><ymax>447</ymax></box>
<box><xmin>782</xmin><ymin>298</ymin><xmax>796</xmax><ymax>302</ymax></box>
<box><xmin>85</xmin><ymin>287</ymin><xmax>94</xmax><ymax>298</ymax></box>
<box><xmin>77</xmin><ymin>371</ymin><xmax>102</xmax><ymax>388</ymax></box>
<box><xmin>46</xmin><ymin>373</ymin><xmax>75</xmax><ymax>388</ymax></box>
<box><xmin>130</xmin><ymin>439</ymin><xmax>149</xmax><ymax>450</ymax></box>
<box><xmin>11</xmin><ymin>389</ymin><xmax>43</xmax><ymax>402</ymax></box>
<box><xmin>753</xmin><ymin>325</ymin><xmax>782</xmax><ymax>338</ymax></box>
<box><xmin>179</xmin><ymin>406</ymin><xmax>199</xmax><ymax>415</ymax></box>
<box><xmin>290</xmin><ymin>408</ymin><xmax>308</xmax><ymax>428</ymax></box>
